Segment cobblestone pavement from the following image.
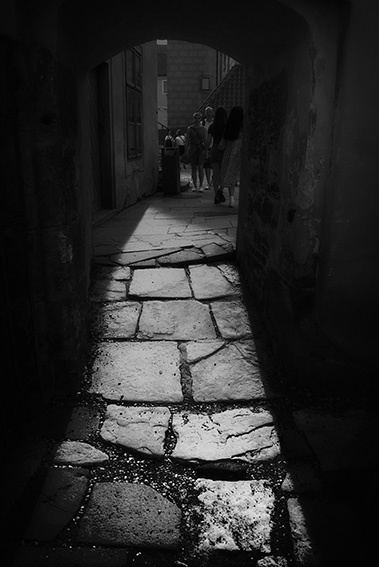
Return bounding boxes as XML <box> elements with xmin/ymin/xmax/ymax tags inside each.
<box><xmin>8</xmin><ymin>179</ymin><xmax>378</xmax><ymax>566</ymax></box>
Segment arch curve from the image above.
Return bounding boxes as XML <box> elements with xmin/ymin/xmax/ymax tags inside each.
<box><xmin>58</xmin><ymin>0</ymin><xmax>311</xmax><ymax>70</ymax></box>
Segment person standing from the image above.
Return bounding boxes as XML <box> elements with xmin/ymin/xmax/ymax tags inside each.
<box><xmin>164</xmin><ymin>129</ymin><xmax>174</xmax><ymax>147</ymax></box>
<box><xmin>174</xmin><ymin>129</ymin><xmax>186</xmax><ymax>168</ymax></box>
<box><xmin>206</xmin><ymin>106</ymin><xmax>228</xmax><ymax>203</ymax></box>
<box><xmin>219</xmin><ymin>106</ymin><xmax>244</xmax><ymax>207</ymax></box>
<box><xmin>184</xmin><ymin>112</ymin><xmax>207</xmax><ymax>192</ymax></box>
<box><xmin>201</xmin><ymin>106</ymin><xmax>214</xmax><ymax>190</ymax></box>
<box><xmin>174</xmin><ymin>129</ymin><xmax>186</xmax><ymax>153</ymax></box>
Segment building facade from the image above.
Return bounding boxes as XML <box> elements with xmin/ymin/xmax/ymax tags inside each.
<box><xmin>157</xmin><ymin>39</ymin><xmax>168</xmax><ymax>131</ymax></box>
<box><xmin>166</xmin><ymin>40</ymin><xmax>237</xmax><ymax>130</ymax></box>
<box><xmin>90</xmin><ymin>42</ymin><xmax>159</xmax><ymax>224</ymax></box>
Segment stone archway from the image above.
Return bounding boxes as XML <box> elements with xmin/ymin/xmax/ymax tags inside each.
<box><xmin>56</xmin><ymin>0</ymin><xmax>346</xmax><ymax>385</ymax></box>
<box><xmin>5</xmin><ymin>0</ymin><xmax>373</xmax><ymax>441</ymax></box>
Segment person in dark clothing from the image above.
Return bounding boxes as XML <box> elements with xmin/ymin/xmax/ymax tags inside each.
<box><xmin>206</xmin><ymin>106</ymin><xmax>228</xmax><ymax>203</ymax></box>
<box><xmin>184</xmin><ymin>112</ymin><xmax>207</xmax><ymax>191</ymax></box>
<box><xmin>219</xmin><ymin>105</ymin><xmax>244</xmax><ymax>207</ymax></box>
<box><xmin>164</xmin><ymin>129</ymin><xmax>174</xmax><ymax>147</ymax></box>
<box><xmin>201</xmin><ymin>106</ymin><xmax>214</xmax><ymax>189</ymax></box>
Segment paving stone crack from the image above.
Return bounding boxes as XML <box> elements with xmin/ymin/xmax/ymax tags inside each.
<box><xmin>164</xmin><ymin>412</ymin><xmax>178</xmax><ymax>457</ymax></box>
<box><xmin>224</xmin><ymin>423</ymin><xmax>275</xmax><ymax>441</ymax></box>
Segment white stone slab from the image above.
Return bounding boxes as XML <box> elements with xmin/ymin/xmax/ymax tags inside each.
<box><xmin>193</xmin><ymin>479</ymin><xmax>275</xmax><ymax>553</ymax></box>
<box><xmin>100</xmin><ymin>405</ymin><xmax>171</xmax><ymax>457</ymax></box>
<box><xmin>171</xmin><ymin>408</ymin><xmax>280</xmax><ymax>464</ymax></box>
<box><xmin>53</xmin><ymin>441</ymin><xmax>109</xmax><ymax>466</ymax></box>
<box><xmin>185</xmin><ymin>340</ymin><xmax>225</xmax><ymax>363</ymax></box>
<box><xmin>201</xmin><ymin>242</ymin><xmax>229</xmax><ymax>258</ymax></box>
<box><xmin>129</xmin><ymin>268</ymin><xmax>191</xmax><ymax>298</ymax></box>
<box><xmin>111</xmin><ymin>248</ymin><xmax>176</xmax><ymax>265</ymax></box>
<box><xmin>257</xmin><ymin>557</ymin><xmax>288</xmax><ymax>567</ymax></box>
<box><xmin>215</xmin><ymin>263</ymin><xmax>241</xmax><ymax>286</ymax></box>
<box><xmin>211</xmin><ymin>299</ymin><xmax>252</xmax><ymax>338</ymax></box>
<box><xmin>95</xmin><ymin>301</ymin><xmax>141</xmax><ymax>338</ymax></box>
<box><xmin>90</xmin><ymin>342</ymin><xmax>183</xmax><ymax>402</ymax></box>
<box><xmin>191</xmin><ymin>342</ymin><xmax>268</xmax><ymax>401</ymax></box>
<box><xmin>138</xmin><ymin>300</ymin><xmax>216</xmax><ymax>340</ymax></box>
<box><xmin>189</xmin><ymin>265</ymin><xmax>236</xmax><ymax>299</ymax></box>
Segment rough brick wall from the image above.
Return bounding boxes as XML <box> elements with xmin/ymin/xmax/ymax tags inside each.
<box><xmin>244</xmin><ymin>72</ymin><xmax>288</xmax><ymax>298</ymax></box>
<box><xmin>0</xmin><ymin>40</ymin><xmax>90</xmax><ymax>450</ymax></box>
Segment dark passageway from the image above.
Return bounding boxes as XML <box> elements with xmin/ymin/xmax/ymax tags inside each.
<box><xmin>2</xmin><ymin>0</ymin><xmax>379</xmax><ymax>565</ymax></box>
<box><xmin>6</xmin><ymin>185</ymin><xmax>378</xmax><ymax>567</ymax></box>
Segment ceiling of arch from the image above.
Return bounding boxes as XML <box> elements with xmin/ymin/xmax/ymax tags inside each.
<box><xmin>58</xmin><ymin>0</ymin><xmax>313</xmax><ymax>70</ymax></box>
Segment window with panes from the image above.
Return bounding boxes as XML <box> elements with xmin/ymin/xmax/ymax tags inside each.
<box><xmin>126</xmin><ymin>46</ymin><xmax>143</xmax><ymax>158</ymax></box>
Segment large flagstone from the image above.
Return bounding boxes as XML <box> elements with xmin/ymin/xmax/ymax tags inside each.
<box><xmin>78</xmin><ymin>482</ymin><xmax>181</xmax><ymax>548</ymax></box>
<box><xmin>201</xmin><ymin>242</ymin><xmax>230</xmax><ymax>259</ymax></box>
<box><xmin>189</xmin><ymin>265</ymin><xmax>236</xmax><ymax>299</ymax></box>
<box><xmin>129</xmin><ymin>267</ymin><xmax>192</xmax><ymax>298</ymax></box>
<box><xmin>94</xmin><ymin>301</ymin><xmax>141</xmax><ymax>338</ymax></box>
<box><xmin>193</xmin><ymin>479</ymin><xmax>275</xmax><ymax>553</ymax></box>
<box><xmin>183</xmin><ymin>218</ymin><xmax>233</xmax><ymax>231</ymax></box>
<box><xmin>158</xmin><ymin>248</ymin><xmax>205</xmax><ymax>266</ymax></box>
<box><xmin>89</xmin><ymin>279</ymin><xmax>127</xmax><ymax>302</ymax></box>
<box><xmin>171</xmin><ymin>408</ymin><xmax>280</xmax><ymax>465</ymax></box>
<box><xmin>211</xmin><ymin>299</ymin><xmax>252</xmax><ymax>338</ymax></box>
<box><xmin>216</xmin><ymin>263</ymin><xmax>241</xmax><ymax>285</ymax></box>
<box><xmin>190</xmin><ymin>341</ymin><xmax>269</xmax><ymax>401</ymax></box>
<box><xmin>53</xmin><ymin>441</ymin><xmax>109</xmax><ymax>466</ymax></box>
<box><xmin>184</xmin><ymin>340</ymin><xmax>225</xmax><ymax>363</ymax></box>
<box><xmin>90</xmin><ymin>342</ymin><xmax>183</xmax><ymax>402</ymax></box>
<box><xmin>137</xmin><ymin>300</ymin><xmax>216</xmax><ymax>340</ymax></box>
<box><xmin>100</xmin><ymin>405</ymin><xmax>171</xmax><ymax>457</ymax></box>
<box><xmin>111</xmin><ymin>248</ymin><xmax>176</xmax><ymax>265</ymax></box>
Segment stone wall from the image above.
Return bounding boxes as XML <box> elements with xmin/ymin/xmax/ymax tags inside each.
<box><xmin>237</xmin><ymin>21</ymin><xmax>344</xmax><ymax>388</ymax></box>
<box><xmin>0</xmin><ymin>37</ymin><xmax>90</xmax><ymax>451</ymax></box>
<box><xmin>0</xmin><ymin>35</ymin><xmax>159</xmax><ymax>448</ymax></box>
<box><xmin>242</xmin><ymin>71</ymin><xmax>288</xmax><ymax>298</ymax></box>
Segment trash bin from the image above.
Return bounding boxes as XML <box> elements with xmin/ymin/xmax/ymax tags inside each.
<box><xmin>161</xmin><ymin>147</ymin><xmax>180</xmax><ymax>194</ymax></box>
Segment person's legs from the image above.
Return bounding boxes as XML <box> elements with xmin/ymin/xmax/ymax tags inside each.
<box><xmin>204</xmin><ymin>166</ymin><xmax>212</xmax><ymax>189</ymax></box>
<box><xmin>191</xmin><ymin>164</ymin><xmax>198</xmax><ymax>190</ymax></box>
<box><xmin>213</xmin><ymin>163</ymin><xmax>226</xmax><ymax>203</ymax></box>
<box><xmin>198</xmin><ymin>165</ymin><xmax>204</xmax><ymax>191</ymax></box>
<box><xmin>212</xmin><ymin>163</ymin><xmax>221</xmax><ymax>194</ymax></box>
<box><xmin>228</xmin><ymin>185</ymin><xmax>235</xmax><ymax>207</ymax></box>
